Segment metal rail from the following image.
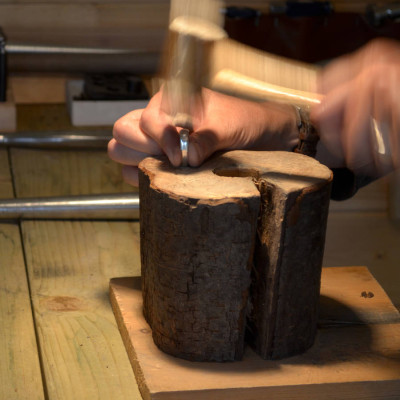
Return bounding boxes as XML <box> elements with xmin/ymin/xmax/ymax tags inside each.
<box><xmin>5</xmin><ymin>44</ymin><xmax>145</xmax><ymax>56</ymax></box>
<box><xmin>0</xmin><ymin>131</ymin><xmax>112</xmax><ymax>149</ymax></box>
<box><xmin>0</xmin><ymin>193</ymin><xmax>140</xmax><ymax>220</ymax></box>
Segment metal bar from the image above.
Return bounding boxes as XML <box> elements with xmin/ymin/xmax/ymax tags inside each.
<box><xmin>0</xmin><ymin>193</ymin><xmax>139</xmax><ymax>220</ymax></box>
<box><xmin>5</xmin><ymin>44</ymin><xmax>146</xmax><ymax>56</ymax></box>
<box><xmin>0</xmin><ymin>131</ymin><xmax>112</xmax><ymax>149</ymax></box>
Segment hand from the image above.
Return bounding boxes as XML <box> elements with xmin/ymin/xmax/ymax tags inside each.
<box><xmin>311</xmin><ymin>38</ymin><xmax>400</xmax><ymax>177</ymax></box>
<box><xmin>108</xmin><ymin>88</ymin><xmax>299</xmax><ymax>186</ymax></box>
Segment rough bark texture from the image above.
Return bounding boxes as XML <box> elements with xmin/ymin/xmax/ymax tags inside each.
<box><xmin>139</xmin><ymin>150</ymin><xmax>332</xmax><ymax>361</ymax></box>
<box><xmin>139</xmin><ymin>164</ymin><xmax>260</xmax><ymax>361</ymax></box>
<box><xmin>247</xmin><ymin>179</ymin><xmax>331</xmax><ymax>359</ymax></box>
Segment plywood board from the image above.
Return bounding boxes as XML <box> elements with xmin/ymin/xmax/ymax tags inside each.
<box><xmin>110</xmin><ymin>267</ymin><xmax>400</xmax><ymax>400</ymax></box>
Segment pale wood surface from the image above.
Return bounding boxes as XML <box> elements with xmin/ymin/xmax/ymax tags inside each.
<box><xmin>11</xmin><ymin>148</ymin><xmax>136</xmax><ymax>197</ymax></box>
<box><xmin>0</xmin><ymin>149</ymin><xmax>13</xmax><ymax>198</ymax></box>
<box><xmin>0</xmin><ymin>89</ymin><xmax>17</xmax><ymax>132</ymax></box>
<box><xmin>0</xmin><ymin>223</ymin><xmax>45</xmax><ymax>400</ymax></box>
<box><xmin>7</xmin><ymin>143</ymin><xmax>143</xmax><ymax>398</ymax></box>
<box><xmin>1</xmin><ymin>3</ymin><xmax>169</xmax><ymax>50</ymax></box>
<box><xmin>10</xmin><ymin>75</ymin><xmax>69</xmax><ymax>104</ymax></box>
<box><xmin>0</xmin><ymin>150</ymin><xmax>45</xmax><ymax>399</ymax></box>
<box><xmin>21</xmin><ymin>220</ymin><xmax>142</xmax><ymax>399</ymax></box>
<box><xmin>110</xmin><ymin>266</ymin><xmax>400</xmax><ymax>400</ymax></box>
<box><xmin>324</xmin><ymin>172</ymin><xmax>400</xmax><ymax>310</ymax></box>
<box><xmin>324</xmin><ymin>212</ymin><xmax>400</xmax><ymax>310</ymax></box>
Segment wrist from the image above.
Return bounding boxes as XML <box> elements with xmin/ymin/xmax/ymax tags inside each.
<box><xmin>255</xmin><ymin>102</ymin><xmax>299</xmax><ymax>152</ymax></box>
<box><xmin>292</xmin><ymin>106</ymin><xmax>319</xmax><ymax>158</ymax></box>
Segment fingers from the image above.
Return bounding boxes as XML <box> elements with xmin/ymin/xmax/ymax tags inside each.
<box><xmin>111</xmin><ymin>92</ymin><xmax>183</xmax><ymax>168</ymax></box>
<box><xmin>371</xmin><ymin>65</ymin><xmax>400</xmax><ymax>174</ymax></box>
<box><xmin>140</xmin><ymin>105</ymin><xmax>181</xmax><ymax>167</ymax></box>
<box><xmin>113</xmin><ymin>109</ymin><xmax>162</xmax><ymax>156</ymax></box>
<box><xmin>187</xmin><ymin>128</ymin><xmax>222</xmax><ymax>166</ymax></box>
<box><xmin>121</xmin><ymin>165</ymin><xmax>139</xmax><ymax>187</ymax></box>
<box><xmin>341</xmin><ymin>70</ymin><xmax>374</xmax><ymax>175</ymax></box>
<box><xmin>315</xmin><ymin>61</ymin><xmax>400</xmax><ymax>177</ymax></box>
<box><xmin>316</xmin><ymin>55</ymin><xmax>353</xmax><ymax>93</ymax></box>
<box><xmin>107</xmin><ymin>139</ymin><xmax>151</xmax><ymax>166</ymax></box>
<box><xmin>311</xmin><ymin>83</ymin><xmax>347</xmax><ymax>165</ymax></box>
<box><xmin>139</xmin><ymin>91</ymin><xmax>183</xmax><ymax>166</ymax></box>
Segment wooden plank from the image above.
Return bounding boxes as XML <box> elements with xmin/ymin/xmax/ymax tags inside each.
<box><xmin>0</xmin><ymin>89</ymin><xmax>17</xmax><ymax>132</ymax></box>
<box><xmin>11</xmin><ymin>148</ymin><xmax>135</xmax><ymax>197</ymax></box>
<box><xmin>323</xmin><ymin>212</ymin><xmax>400</xmax><ymax>310</ymax></box>
<box><xmin>0</xmin><ymin>149</ymin><xmax>14</xmax><ymax>198</ymax></box>
<box><xmin>6</xmin><ymin>27</ymin><xmax>166</xmax><ymax>51</ymax></box>
<box><xmin>10</xmin><ymin>75</ymin><xmax>68</xmax><ymax>104</ymax></box>
<box><xmin>319</xmin><ymin>266</ymin><xmax>400</xmax><ymax>324</ymax></box>
<box><xmin>109</xmin><ymin>266</ymin><xmax>400</xmax><ymax>400</ymax></box>
<box><xmin>15</xmin><ymin>104</ymin><xmax>106</xmax><ymax>131</ymax></box>
<box><xmin>1</xmin><ymin>3</ymin><xmax>169</xmax><ymax>66</ymax></box>
<box><xmin>0</xmin><ymin>150</ymin><xmax>45</xmax><ymax>399</ymax></box>
<box><xmin>0</xmin><ymin>4</ymin><xmax>169</xmax><ymax>30</ymax></box>
<box><xmin>0</xmin><ymin>223</ymin><xmax>45</xmax><ymax>400</ymax></box>
<box><xmin>21</xmin><ymin>219</ymin><xmax>142</xmax><ymax>399</ymax></box>
<box><xmin>11</xmin><ymin>136</ymin><xmax>143</xmax><ymax>397</ymax></box>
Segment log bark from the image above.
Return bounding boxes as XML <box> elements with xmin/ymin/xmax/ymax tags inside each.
<box><xmin>139</xmin><ymin>150</ymin><xmax>332</xmax><ymax>361</ymax></box>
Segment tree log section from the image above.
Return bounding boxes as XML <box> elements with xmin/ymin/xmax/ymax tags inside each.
<box><xmin>139</xmin><ymin>150</ymin><xmax>332</xmax><ymax>361</ymax></box>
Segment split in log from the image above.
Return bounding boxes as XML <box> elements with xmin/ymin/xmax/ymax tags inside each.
<box><xmin>139</xmin><ymin>150</ymin><xmax>332</xmax><ymax>361</ymax></box>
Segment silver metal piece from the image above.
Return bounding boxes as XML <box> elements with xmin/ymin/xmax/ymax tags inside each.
<box><xmin>5</xmin><ymin>44</ymin><xmax>142</xmax><ymax>56</ymax></box>
<box><xmin>0</xmin><ymin>193</ymin><xmax>139</xmax><ymax>220</ymax></box>
<box><xmin>370</xmin><ymin>117</ymin><xmax>393</xmax><ymax>171</ymax></box>
<box><xmin>180</xmin><ymin>129</ymin><xmax>189</xmax><ymax>167</ymax></box>
<box><xmin>0</xmin><ymin>131</ymin><xmax>112</xmax><ymax>149</ymax></box>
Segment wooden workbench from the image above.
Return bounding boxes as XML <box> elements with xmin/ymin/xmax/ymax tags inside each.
<box><xmin>1</xmin><ymin>103</ymin><xmax>399</xmax><ymax>399</ymax></box>
<box><xmin>0</xmin><ymin>100</ymin><xmax>144</xmax><ymax>399</ymax></box>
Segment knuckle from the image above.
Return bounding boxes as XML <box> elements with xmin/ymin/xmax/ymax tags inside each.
<box><xmin>107</xmin><ymin>139</ymin><xmax>118</xmax><ymax>160</ymax></box>
<box><xmin>112</xmin><ymin>118</ymin><xmax>126</xmax><ymax>142</ymax></box>
<box><xmin>138</xmin><ymin>108</ymin><xmax>151</xmax><ymax>133</ymax></box>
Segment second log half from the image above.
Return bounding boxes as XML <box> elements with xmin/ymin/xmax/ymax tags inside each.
<box><xmin>139</xmin><ymin>150</ymin><xmax>332</xmax><ymax>361</ymax></box>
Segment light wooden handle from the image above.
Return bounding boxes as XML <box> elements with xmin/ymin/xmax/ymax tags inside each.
<box><xmin>207</xmin><ymin>38</ymin><xmax>322</xmax><ymax>106</ymax></box>
<box><xmin>210</xmin><ymin>68</ymin><xmax>322</xmax><ymax>107</ymax></box>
